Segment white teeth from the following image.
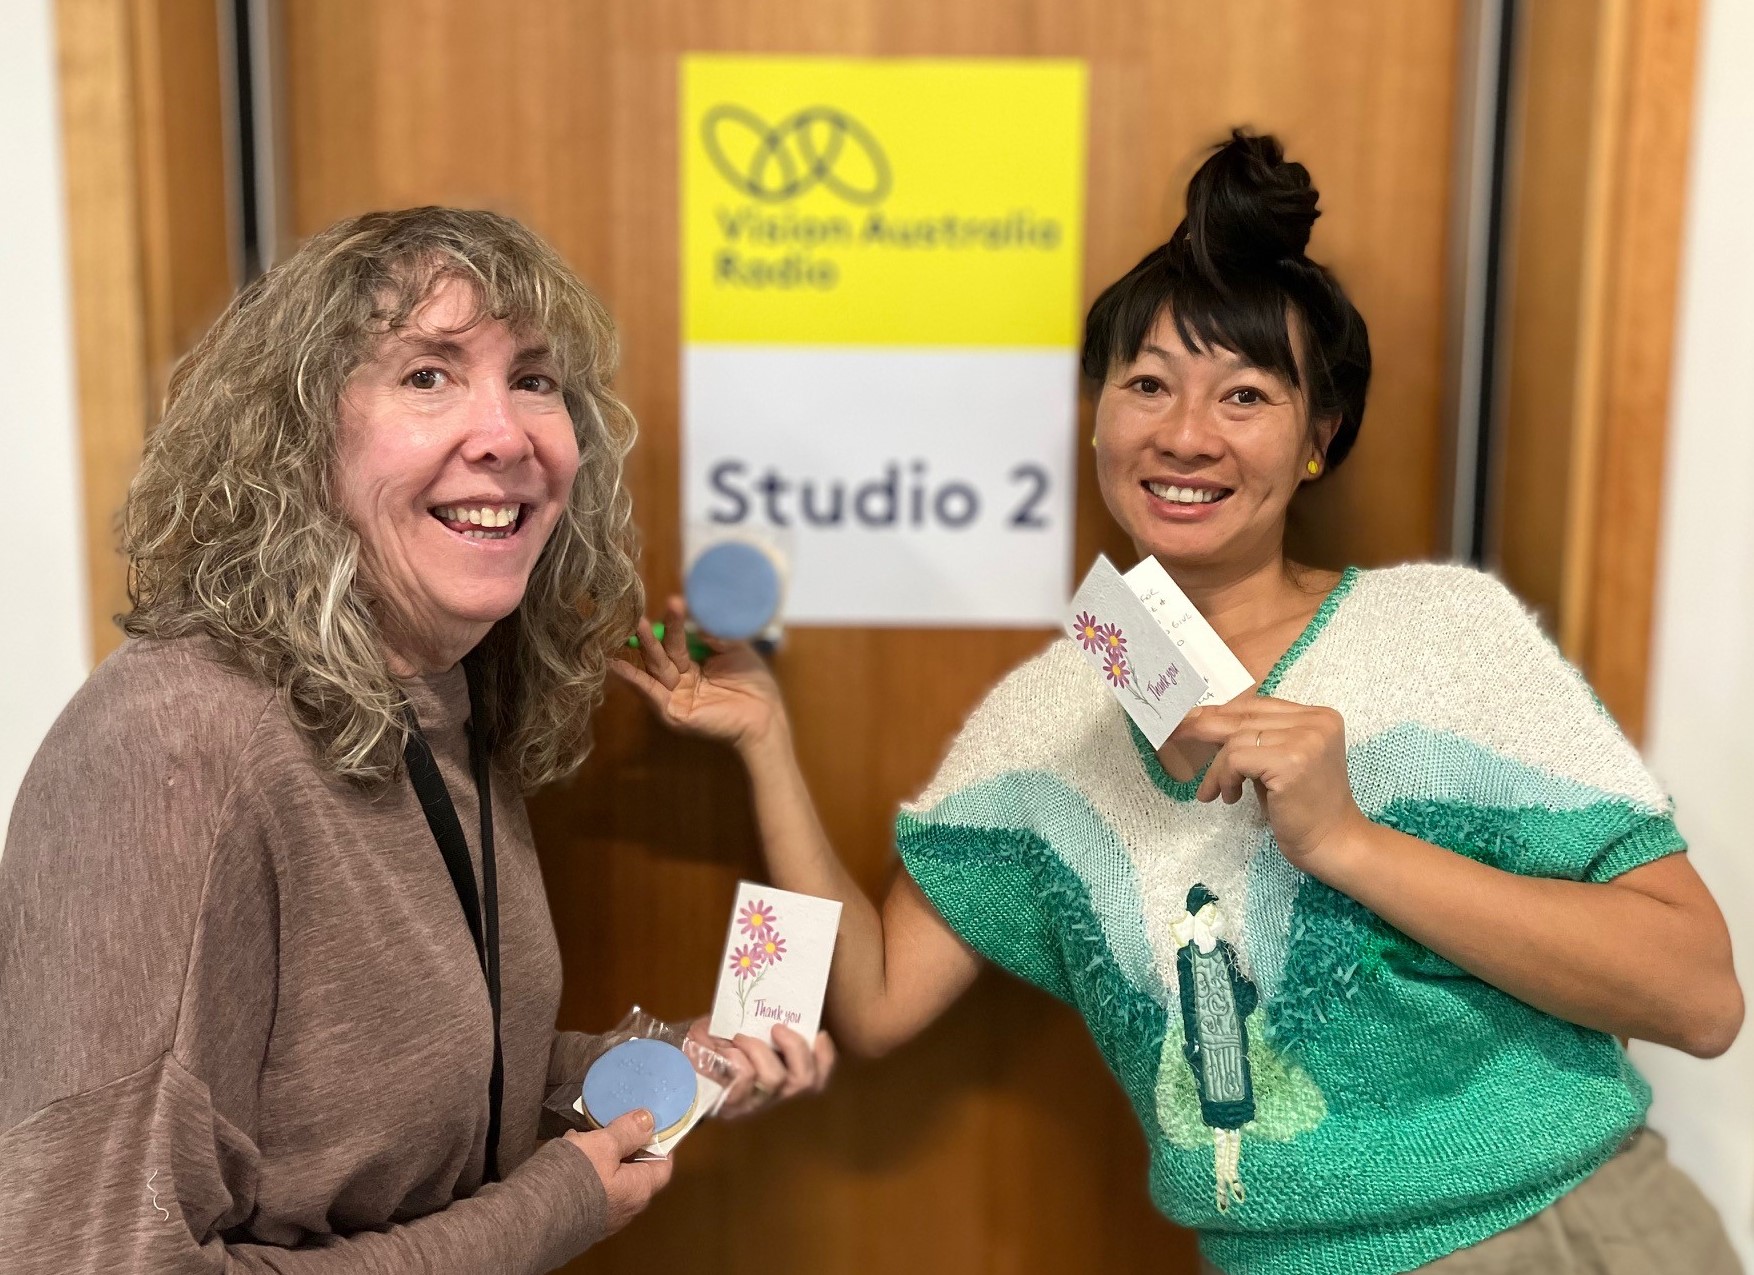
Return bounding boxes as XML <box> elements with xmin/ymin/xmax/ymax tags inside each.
<box><xmin>1147</xmin><ymin>482</ymin><xmax>1223</xmax><ymax>505</ymax></box>
<box><xmin>433</xmin><ymin>503</ymin><xmax>521</xmax><ymax>528</ymax></box>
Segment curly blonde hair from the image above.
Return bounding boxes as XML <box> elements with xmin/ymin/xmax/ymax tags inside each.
<box><xmin>122</xmin><ymin>207</ymin><xmax>642</xmax><ymax>790</ymax></box>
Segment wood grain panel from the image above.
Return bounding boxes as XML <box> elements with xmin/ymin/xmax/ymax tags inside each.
<box><xmin>57</xmin><ymin>0</ymin><xmax>149</xmax><ymax>664</ymax></box>
<box><xmin>1494</xmin><ymin>0</ymin><xmax>1697</xmax><ymax>743</ymax></box>
<box><xmin>279</xmin><ymin>2</ymin><xmax>1465</xmax><ymax>1269</ymax></box>
<box><xmin>56</xmin><ymin>0</ymin><xmax>233</xmax><ymax>662</ymax></box>
<box><xmin>1494</xmin><ymin>0</ymin><xmax>1603</xmax><ymax>629</ymax></box>
<box><xmin>1568</xmin><ymin>0</ymin><xmax>1700</xmax><ymax>741</ymax></box>
<box><xmin>1496</xmin><ymin>0</ymin><xmax>1699</xmax><ymax>738</ymax></box>
<box><xmin>130</xmin><ymin>0</ymin><xmax>233</xmax><ymax>405</ymax></box>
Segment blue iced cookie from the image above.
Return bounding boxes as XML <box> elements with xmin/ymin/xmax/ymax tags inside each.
<box><xmin>581</xmin><ymin>1038</ymin><xmax>698</xmax><ymax>1137</ymax></box>
<box><xmin>685</xmin><ymin>540</ymin><xmax>783</xmax><ymax>640</ymax></box>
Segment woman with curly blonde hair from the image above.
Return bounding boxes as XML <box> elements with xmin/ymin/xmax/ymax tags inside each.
<box><xmin>0</xmin><ymin>207</ymin><xmax>831</xmax><ymax>1272</ymax></box>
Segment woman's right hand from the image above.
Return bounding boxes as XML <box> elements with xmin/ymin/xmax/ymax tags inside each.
<box><xmin>561</xmin><ymin>1110</ymin><xmax>675</xmax><ymax>1238</ymax></box>
<box><xmin>611</xmin><ymin>596</ymin><xmax>789</xmax><ymax>754</ymax></box>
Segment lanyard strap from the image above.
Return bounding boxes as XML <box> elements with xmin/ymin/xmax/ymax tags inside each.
<box><xmin>403</xmin><ymin>661</ymin><xmax>504</xmax><ymax>1183</ymax></box>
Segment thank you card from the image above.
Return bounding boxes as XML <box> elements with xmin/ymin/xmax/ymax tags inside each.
<box><xmin>1069</xmin><ymin>554</ymin><xmax>1208</xmax><ymax>747</ymax></box>
<box><xmin>1121</xmin><ymin>555</ymin><xmax>1255</xmax><ymax>706</ymax></box>
<box><xmin>708</xmin><ymin>882</ymin><xmax>842</xmax><ymax>1045</ymax></box>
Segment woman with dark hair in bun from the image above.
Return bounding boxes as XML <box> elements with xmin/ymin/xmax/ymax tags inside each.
<box><xmin>619</xmin><ymin>132</ymin><xmax>1743</xmax><ymax>1273</ymax></box>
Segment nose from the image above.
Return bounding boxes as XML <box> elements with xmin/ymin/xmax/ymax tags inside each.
<box><xmin>461</xmin><ymin>381</ymin><xmax>535</xmax><ymax>467</ymax></box>
<box><xmin>1152</xmin><ymin>397</ymin><xmax>1224</xmax><ymax>464</ymax></box>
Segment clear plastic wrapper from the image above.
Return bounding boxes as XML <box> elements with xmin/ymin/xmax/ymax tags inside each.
<box><xmin>541</xmin><ymin>1006</ymin><xmax>733</xmax><ymax>1160</ymax></box>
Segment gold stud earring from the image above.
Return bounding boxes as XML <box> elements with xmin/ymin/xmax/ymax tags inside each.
<box><xmin>1306</xmin><ymin>458</ymin><xmax>1321</xmax><ymax>476</ymax></box>
<box><xmin>1092</xmin><ymin>434</ymin><xmax>1099</xmax><ymax>448</ymax></box>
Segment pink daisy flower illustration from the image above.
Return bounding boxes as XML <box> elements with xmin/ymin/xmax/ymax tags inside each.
<box><xmin>728</xmin><ymin>944</ymin><xmax>765</xmax><ymax>981</ymax></box>
<box><xmin>757</xmin><ymin>932</ymin><xmax>788</xmax><ymax>965</ymax></box>
<box><xmin>1072</xmin><ymin>611</ymin><xmax>1104</xmax><ymax>652</ymax></box>
<box><xmin>737</xmin><ymin>899</ymin><xmax>777</xmax><ymax>939</ymax></box>
<box><xmin>1098</xmin><ymin>623</ymin><xmax>1128</xmax><ymax>654</ymax></box>
<box><xmin>1104</xmin><ymin>655</ymin><xmax>1131</xmax><ymax>688</ymax></box>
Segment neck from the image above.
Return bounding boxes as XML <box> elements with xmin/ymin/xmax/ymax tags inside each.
<box><xmin>381</xmin><ymin>616</ymin><xmax>492</xmax><ymax>678</ymax></box>
<box><xmin>1156</xmin><ymin>543</ymin><xmax>1316</xmax><ymax>650</ymax></box>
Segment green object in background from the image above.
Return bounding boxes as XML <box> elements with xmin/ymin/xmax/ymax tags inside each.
<box><xmin>626</xmin><ymin>622</ymin><xmax>713</xmax><ymax>663</ymax></box>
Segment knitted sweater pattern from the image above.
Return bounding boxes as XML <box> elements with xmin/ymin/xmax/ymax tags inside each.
<box><xmin>896</xmin><ymin>564</ymin><xmax>1683</xmax><ymax>1275</ymax></box>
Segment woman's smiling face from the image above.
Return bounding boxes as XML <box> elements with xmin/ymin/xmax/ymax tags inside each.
<box><xmin>1093</xmin><ymin>309</ymin><xmax>1328</xmax><ymax>572</ymax></box>
<box><xmin>332</xmin><ymin>276</ymin><xmax>581</xmax><ymax>670</ymax></box>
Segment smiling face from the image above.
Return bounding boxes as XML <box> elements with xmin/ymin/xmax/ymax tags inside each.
<box><xmin>1093</xmin><ymin>309</ymin><xmax>1332</xmax><ymax>574</ymax></box>
<box><xmin>332</xmin><ymin>276</ymin><xmax>581</xmax><ymax>673</ymax></box>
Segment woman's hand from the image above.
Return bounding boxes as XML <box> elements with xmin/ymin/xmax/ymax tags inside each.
<box><xmin>611</xmin><ymin>596</ymin><xmax>788</xmax><ymax>754</ymax></box>
<box><xmin>688</xmin><ymin>1018</ymin><xmax>836</xmax><ymax>1119</ymax></box>
<box><xmin>561</xmin><ymin>1111</ymin><xmax>675</xmax><ymax>1237</ymax></box>
<box><xmin>1173</xmin><ymin>695</ymin><xmax>1368</xmax><ymax>876</ymax></box>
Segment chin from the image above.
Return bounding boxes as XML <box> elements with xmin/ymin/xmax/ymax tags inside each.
<box><xmin>1132</xmin><ymin>526</ymin><xmax>1228</xmax><ymax>566</ymax></box>
<box><xmin>441</xmin><ymin>582</ymin><xmax>532</xmax><ymax>629</ymax></box>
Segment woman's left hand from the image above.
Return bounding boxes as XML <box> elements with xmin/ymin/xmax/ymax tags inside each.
<box><xmin>1173</xmin><ymin>695</ymin><xmax>1368</xmax><ymax>874</ymax></box>
<box><xmin>614</xmin><ymin>596</ymin><xmax>789</xmax><ymax>755</ymax></box>
<box><xmin>687</xmin><ymin>1018</ymin><xmax>837</xmax><ymax>1120</ymax></box>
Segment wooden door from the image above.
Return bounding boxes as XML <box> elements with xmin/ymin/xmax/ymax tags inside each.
<box><xmin>279</xmin><ymin>3</ymin><xmax>1465</xmax><ymax>1270</ymax></box>
<box><xmin>1491</xmin><ymin>0</ymin><xmax>1701</xmax><ymax>738</ymax></box>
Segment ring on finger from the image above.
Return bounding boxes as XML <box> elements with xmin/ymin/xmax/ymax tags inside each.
<box><xmin>751</xmin><ymin>1081</ymin><xmax>776</xmax><ymax>1100</ymax></box>
<box><xmin>1254</xmin><ymin>730</ymin><xmax>1263</xmax><ymax>747</ymax></box>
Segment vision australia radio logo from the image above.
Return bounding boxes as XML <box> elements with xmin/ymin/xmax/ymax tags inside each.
<box><xmin>698</xmin><ymin>100</ymin><xmax>1063</xmax><ymax>292</ymax></box>
<box><xmin>701</xmin><ymin>105</ymin><xmax>892</xmax><ymax>206</ymax></box>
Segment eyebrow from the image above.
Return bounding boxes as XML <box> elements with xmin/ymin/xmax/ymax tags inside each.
<box><xmin>389</xmin><ymin>336</ymin><xmax>556</xmax><ymax>366</ymax></box>
<box><xmin>393</xmin><ymin>335</ymin><xmax>468</xmax><ymax>361</ymax></box>
<box><xmin>1140</xmin><ymin>341</ymin><xmax>1262</xmax><ymax>373</ymax></box>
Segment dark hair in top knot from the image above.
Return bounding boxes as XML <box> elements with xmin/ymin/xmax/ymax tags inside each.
<box><xmin>1179</xmin><ymin>130</ymin><xmax>1320</xmax><ymax>275</ymax></box>
<box><xmin>1081</xmin><ymin>128</ymin><xmax>1372</xmax><ymax>471</ymax></box>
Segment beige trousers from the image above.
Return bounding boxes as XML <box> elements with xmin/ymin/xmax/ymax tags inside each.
<box><xmin>1201</xmin><ymin>1129</ymin><xmax>1742</xmax><ymax>1275</ymax></box>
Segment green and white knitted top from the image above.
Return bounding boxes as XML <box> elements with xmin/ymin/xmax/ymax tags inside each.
<box><xmin>896</xmin><ymin>564</ymin><xmax>1683</xmax><ymax>1275</ymax></box>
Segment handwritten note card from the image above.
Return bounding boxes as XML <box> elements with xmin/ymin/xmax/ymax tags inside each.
<box><xmin>1069</xmin><ymin>554</ymin><xmax>1208</xmax><ymax>746</ymax></box>
<box><xmin>1121</xmin><ymin>556</ymin><xmax>1255</xmax><ymax>706</ymax></box>
<box><xmin>708</xmin><ymin>882</ymin><xmax>842</xmax><ymax>1045</ymax></box>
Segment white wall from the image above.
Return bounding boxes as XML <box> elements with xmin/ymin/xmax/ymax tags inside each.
<box><xmin>0</xmin><ymin>0</ymin><xmax>90</xmax><ymax>833</ymax></box>
<box><xmin>1630</xmin><ymin>0</ymin><xmax>1754</xmax><ymax>1264</ymax></box>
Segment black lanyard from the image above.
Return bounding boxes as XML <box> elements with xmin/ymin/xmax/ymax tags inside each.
<box><xmin>403</xmin><ymin>660</ymin><xmax>504</xmax><ymax>1182</ymax></box>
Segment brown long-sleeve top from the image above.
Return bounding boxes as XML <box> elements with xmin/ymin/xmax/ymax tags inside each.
<box><xmin>0</xmin><ymin>637</ymin><xmax>610</xmax><ymax>1272</ymax></box>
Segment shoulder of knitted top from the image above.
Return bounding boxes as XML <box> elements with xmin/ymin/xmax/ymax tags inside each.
<box><xmin>1288</xmin><ymin>560</ymin><xmax>1572</xmax><ymax>690</ymax></box>
<box><xmin>1343</xmin><ymin>559</ymin><xmax>1535</xmax><ymax>632</ymax></box>
<box><xmin>904</xmin><ymin>637</ymin><xmax>1117</xmax><ymax>812</ymax></box>
<box><xmin>1282</xmin><ymin>561</ymin><xmax>1670</xmax><ymax>811</ymax></box>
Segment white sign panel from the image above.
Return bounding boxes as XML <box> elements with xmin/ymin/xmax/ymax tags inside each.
<box><xmin>684</xmin><ymin>347</ymin><xmax>1075</xmax><ymax>625</ymax></box>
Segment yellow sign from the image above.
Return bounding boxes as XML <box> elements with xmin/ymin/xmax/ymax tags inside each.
<box><xmin>682</xmin><ymin>56</ymin><xmax>1087</xmax><ymax>347</ymax></box>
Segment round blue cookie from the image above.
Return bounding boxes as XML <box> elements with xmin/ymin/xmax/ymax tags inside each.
<box><xmin>685</xmin><ymin>540</ymin><xmax>783</xmax><ymax>640</ymax></box>
<box><xmin>581</xmin><ymin>1038</ymin><xmax>698</xmax><ymax>1136</ymax></box>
